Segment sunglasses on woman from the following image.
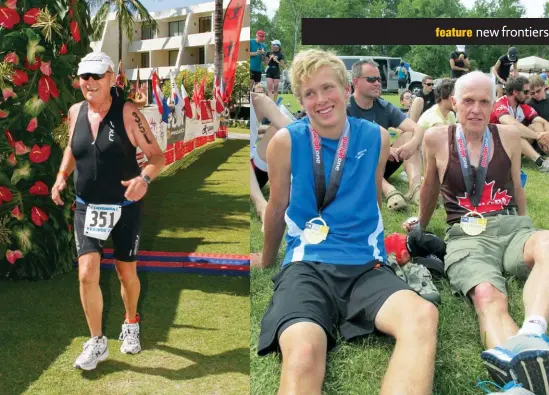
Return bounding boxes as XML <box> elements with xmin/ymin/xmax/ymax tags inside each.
<box><xmin>79</xmin><ymin>71</ymin><xmax>111</xmax><ymax>81</ymax></box>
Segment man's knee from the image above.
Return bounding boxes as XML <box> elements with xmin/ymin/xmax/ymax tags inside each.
<box><xmin>470</xmin><ymin>282</ymin><xmax>508</xmax><ymax>313</ymax></box>
<box><xmin>403</xmin><ymin>298</ymin><xmax>439</xmax><ymax>339</ymax></box>
<box><xmin>280</xmin><ymin>323</ymin><xmax>327</xmax><ymax>375</ymax></box>
<box><xmin>526</xmin><ymin>230</ymin><xmax>549</xmax><ymax>264</ymax></box>
<box><xmin>115</xmin><ymin>262</ymin><xmax>138</xmax><ymax>283</ymax></box>
<box><xmin>78</xmin><ymin>254</ymin><xmax>100</xmax><ymax>285</ymax></box>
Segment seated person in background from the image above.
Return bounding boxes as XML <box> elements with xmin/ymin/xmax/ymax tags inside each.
<box><xmin>400</xmin><ymin>90</ymin><xmax>413</xmax><ymax>116</ymax></box>
<box><xmin>489</xmin><ymin>75</ymin><xmax>549</xmax><ymax>172</ymax></box>
<box><xmin>418</xmin><ymin>71</ymin><xmax>549</xmax><ymax>395</ymax></box>
<box><xmin>409</xmin><ymin>75</ymin><xmax>436</xmax><ymax>122</ymax></box>
<box><xmin>250</xmin><ymin>89</ymin><xmax>293</xmax><ymax>225</ymax></box>
<box><xmin>417</xmin><ymin>78</ymin><xmax>456</xmax><ymax>130</ymax></box>
<box><xmin>258</xmin><ymin>48</ymin><xmax>438</xmax><ymax>395</ymax></box>
<box><xmin>347</xmin><ymin>59</ymin><xmax>424</xmax><ymax>210</ymax></box>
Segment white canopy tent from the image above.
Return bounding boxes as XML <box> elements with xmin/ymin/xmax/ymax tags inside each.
<box><xmin>517</xmin><ymin>56</ymin><xmax>549</xmax><ymax>72</ymax></box>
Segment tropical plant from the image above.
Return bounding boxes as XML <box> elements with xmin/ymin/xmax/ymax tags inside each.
<box><xmin>0</xmin><ymin>0</ymin><xmax>92</xmax><ymax>280</ymax></box>
<box><xmin>87</xmin><ymin>0</ymin><xmax>158</xmax><ymax>64</ymax></box>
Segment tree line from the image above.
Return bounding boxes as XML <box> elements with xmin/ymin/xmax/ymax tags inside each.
<box><xmin>252</xmin><ymin>0</ymin><xmax>549</xmax><ymax>78</ymax></box>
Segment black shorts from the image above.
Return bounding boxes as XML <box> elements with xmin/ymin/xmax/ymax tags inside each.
<box><xmin>74</xmin><ymin>200</ymin><xmax>143</xmax><ymax>262</ymax></box>
<box><xmin>384</xmin><ymin>157</ymin><xmax>403</xmax><ymax>179</ymax></box>
<box><xmin>266</xmin><ymin>68</ymin><xmax>280</xmax><ymax>80</ymax></box>
<box><xmin>398</xmin><ymin>78</ymin><xmax>407</xmax><ymax>88</ymax></box>
<box><xmin>257</xmin><ymin>260</ymin><xmax>412</xmax><ymax>356</ymax></box>
<box><xmin>251</xmin><ymin>158</ymin><xmax>268</xmax><ymax>189</ymax></box>
<box><xmin>250</xmin><ymin>70</ymin><xmax>262</xmax><ymax>83</ymax></box>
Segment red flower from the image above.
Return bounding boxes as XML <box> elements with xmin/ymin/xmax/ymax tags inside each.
<box><xmin>31</xmin><ymin>206</ymin><xmax>48</xmax><ymax>226</ymax></box>
<box><xmin>29</xmin><ymin>181</ymin><xmax>48</xmax><ymax>195</ymax></box>
<box><xmin>0</xmin><ymin>186</ymin><xmax>13</xmax><ymax>204</ymax></box>
<box><xmin>5</xmin><ymin>0</ymin><xmax>16</xmax><ymax>10</ymax></box>
<box><xmin>68</xmin><ymin>223</ymin><xmax>72</xmax><ymax>232</ymax></box>
<box><xmin>38</xmin><ymin>75</ymin><xmax>59</xmax><ymax>102</ymax></box>
<box><xmin>6</xmin><ymin>249</ymin><xmax>23</xmax><ymax>264</ymax></box>
<box><xmin>68</xmin><ymin>8</ymin><xmax>73</xmax><ymax>18</ymax></box>
<box><xmin>8</xmin><ymin>152</ymin><xmax>16</xmax><ymax>166</ymax></box>
<box><xmin>4</xmin><ymin>51</ymin><xmax>19</xmax><ymax>64</ymax></box>
<box><xmin>4</xmin><ymin>130</ymin><xmax>14</xmax><ymax>147</ymax></box>
<box><xmin>11</xmin><ymin>206</ymin><xmax>23</xmax><ymax>220</ymax></box>
<box><xmin>24</xmin><ymin>56</ymin><xmax>41</xmax><ymax>71</ymax></box>
<box><xmin>12</xmin><ymin>69</ymin><xmax>29</xmax><ymax>86</ymax></box>
<box><xmin>40</xmin><ymin>60</ymin><xmax>51</xmax><ymax>76</ymax></box>
<box><xmin>2</xmin><ymin>86</ymin><xmax>16</xmax><ymax>100</ymax></box>
<box><xmin>29</xmin><ymin>144</ymin><xmax>50</xmax><ymax>163</ymax></box>
<box><xmin>23</xmin><ymin>8</ymin><xmax>39</xmax><ymax>25</ymax></box>
<box><xmin>70</xmin><ymin>21</ymin><xmax>80</xmax><ymax>43</ymax></box>
<box><xmin>0</xmin><ymin>7</ymin><xmax>20</xmax><ymax>29</ymax></box>
<box><xmin>59</xmin><ymin>43</ymin><xmax>67</xmax><ymax>55</ymax></box>
<box><xmin>14</xmin><ymin>141</ymin><xmax>29</xmax><ymax>155</ymax></box>
<box><xmin>0</xmin><ymin>109</ymin><xmax>8</xmax><ymax>118</ymax></box>
<box><xmin>27</xmin><ymin>117</ymin><xmax>38</xmax><ymax>132</ymax></box>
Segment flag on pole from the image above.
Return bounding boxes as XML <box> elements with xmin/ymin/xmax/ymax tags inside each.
<box><xmin>151</xmin><ymin>69</ymin><xmax>164</xmax><ymax>116</ymax></box>
<box><xmin>180</xmin><ymin>78</ymin><xmax>193</xmax><ymax>119</ymax></box>
<box><xmin>199</xmin><ymin>75</ymin><xmax>210</xmax><ymax>120</ymax></box>
<box><xmin>222</xmin><ymin>0</ymin><xmax>246</xmax><ymax>102</ymax></box>
<box><xmin>193</xmin><ymin>80</ymin><xmax>200</xmax><ymax>120</ymax></box>
<box><xmin>169</xmin><ymin>71</ymin><xmax>184</xmax><ymax>122</ymax></box>
<box><xmin>213</xmin><ymin>76</ymin><xmax>225</xmax><ymax>114</ymax></box>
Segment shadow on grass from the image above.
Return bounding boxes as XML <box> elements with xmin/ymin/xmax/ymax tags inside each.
<box><xmin>0</xmin><ymin>140</ymin><xmax>250</xmax><ymax>394</ymax></box>
<box><xmin>81</xmin><ymin>346</ymin><xmax>249</xmax><ymax>381</ymax></box>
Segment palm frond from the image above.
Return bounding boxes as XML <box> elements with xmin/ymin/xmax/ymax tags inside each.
<box><xmin>91</xmin><ymin>3</ymin><xmax>111</xmax><ymax>40</ymax></box>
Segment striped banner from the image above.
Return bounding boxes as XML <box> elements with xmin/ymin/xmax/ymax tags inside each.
<box><xmin>75</xmin><ymin>249</ymin><xmax>250</xmax><ymax>277</ymax></box>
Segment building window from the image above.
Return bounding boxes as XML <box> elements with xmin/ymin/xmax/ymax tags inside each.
<box><xmin>199</xmin><ymin>47</ymin><xmax>205</xmax><ymax>64</ymax></box>
<box><xmin>169</xmin><ymin>20</ymin><xmax>185</xmax><ymax>37</ymax></box>
<box><xmin>199</xmin><ymin>16</ymin><xmax>211</xmax><ymax>33</ymax></box>
<box><xmin>169</xmin><ymin>50</ymin><xmax>178</xmax><ymax>66</ymax></box>
<box><xmin>141</xmin><ymin>24</ymin><xmax>155</xmax><ymax>40</ymax></box>
<box><xmin>141</xmin><ymin>53</ymin><xmax>150</xmax><ymax>68</ymax></box>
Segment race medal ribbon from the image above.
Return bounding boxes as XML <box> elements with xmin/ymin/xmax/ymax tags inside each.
<box><xmin>84</xmin><ymin>204</ymin><xmax>122</xmax><ymax>240</ymax></box>
<box><xmin>455</xmin><ymin>125</ymin><xmax>492</xmax><ymax>236</ymax></box>
<box><xmin>304</xmin><ymin>120</ymin><xmax>350</xmax><ymax>244</ymax></box>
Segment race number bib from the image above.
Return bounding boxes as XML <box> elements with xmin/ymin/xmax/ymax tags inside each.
<box><xmin>84</xmin><ymin>204</ymin><xmax>122</xmax><ymax>240</ymax></box>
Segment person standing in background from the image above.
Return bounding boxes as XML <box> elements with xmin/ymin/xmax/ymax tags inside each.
<box><xmin>449</xmin><ymin>45</ymin><xmax>470</xmax><ymax>79</ymax></box>
<box><xmin>250</xmin><ymin>30</ymin><xmax>267</xmax><ymax>91</ymax></box>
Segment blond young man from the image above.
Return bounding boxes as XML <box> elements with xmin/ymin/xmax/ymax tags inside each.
<box><xmin>257</xmin><ymin>49</ymin><xmax>438</xmax><ymax>395</ymax></box>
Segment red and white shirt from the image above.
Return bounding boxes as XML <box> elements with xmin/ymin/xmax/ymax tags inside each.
<box><xmin>490</xmin><ymin>95</ymin><xmax>538</xmax><ymax>125</ymax></box>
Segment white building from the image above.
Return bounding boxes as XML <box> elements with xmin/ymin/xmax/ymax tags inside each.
<box><xmin>90</xmin><ymin>0</ymin><xmax>250</xmax><ymax>100</ymax></box>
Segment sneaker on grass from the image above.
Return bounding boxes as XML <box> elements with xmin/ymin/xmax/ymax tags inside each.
<box><xmin>482</xmin><ymin>333</ymin><xmax>549</xmax><ymax>393</ymax></box>
<box><xmin>74</xmin><ymin>336</ymin><xmax>109</xmax><ymax>370</ymax></box>
<box><xmin>476</xmin><ymin>379</ymin><xmax>535</xmax><ymax>395</ymax></box>
<box><xmin>119</xmin><ymin>322</ymin><xmax>141</xmax><ymax>354</ymax></box>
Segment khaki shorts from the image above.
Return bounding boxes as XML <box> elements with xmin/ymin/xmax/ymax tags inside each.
<box><xmin>444</xmin><ymin>215</ymin><xmax>536</xmax><ymax>296</ymax></box>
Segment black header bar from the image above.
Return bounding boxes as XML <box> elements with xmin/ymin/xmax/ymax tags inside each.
<box><xmin>302</xmin><ymin>18</ymin><xmax>549</xmax><ymax>45</ymax></box>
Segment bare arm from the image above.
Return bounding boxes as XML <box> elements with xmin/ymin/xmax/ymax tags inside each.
<box><xmin>493</xmin><ymin>60</ymin><xmax>504</xmax><ymax>82</ymax></box>
<box><xmin>260</xmin><ymin>129</ymin><xmax>291</xmax><ymax>269</ymax></box>
<box><xmin>252</xmin><ymin>92</ymin><xmax>293</xmax><ymax>129</ymax></box>
<box><xmin>418</xmin><ymin>128</ymin><xmax>442</xmax><ymax>229</ymax></box>
<box><xmin>409</xmin><ymin>97</ymin><xmax>424</xmax><ymax>123</ymax></box>
<box><xmin>498</xmin><ymin>114</ymin><xmax>540</xmax><ymax>139</ymax></box>
<box><xmin>463</xmin><ymin>57</ymin><xmax>471</xmax><ymax>69</ymax></box>
<box><xmin>531</xmin><ymin>116</ymin><xmax>549</xmax><ymax>132</ymax></box>
<box><xmin>395</xmin><ymin>118</ymin><xmax>424</xmax><ymax>160</ymax></box>
<box><xmin>502</xmin><ymin>126</ymin><xmax>526</xmax><ymax>215</ymax></box>
<box><xmin>377</xmin><ymin>127</ymin><xmax>390</xmax><ymax>209</ymax></box>
<box><xmin>122</xmin><ymin>102</ymin><xmax>165</xmax><ymax>201</ymax></box>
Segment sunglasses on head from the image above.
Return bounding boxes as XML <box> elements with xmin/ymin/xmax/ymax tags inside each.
<box><xmin>79</xmin><ymin>72</ymin><xmax>110</xmax><ymax>81</ymax></box>
<box><xmin>424</xmin><ymin>83</ymin><xmax>434</xmax><ymax>86</ymax></box>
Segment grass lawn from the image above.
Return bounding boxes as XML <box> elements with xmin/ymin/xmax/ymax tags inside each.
<box><xmin>1</xmin><ymin>139</ymin><xmax>250</xmax><ymax>395</ymax></box>
<box><xmin>250</xmin><ymin>160</ymin><xmax>549</xmax><ymax>395</ymax></box>
<box><xmin>229</xmin><ymin>127</ymin><xmax>251</xmax><ymax>135</ymax></box>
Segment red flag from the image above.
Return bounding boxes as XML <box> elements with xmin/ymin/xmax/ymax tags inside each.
<box><xmin>199</xmin><ymin>76</ymin><xmax>209</xmax><ymax>120</ymax></box>
<box><xmin>222</xmin><ymin>0</ymin><xmax>245</xmax><ymax>102</ymax></box>
<box><xmin>213</xmin><ymin>76</ymin><xmax>224</xmax><ymax>113</ymax></box>
<box><xmin>180</xmin><ymin>78</ymin><xmax>193</xmax><ymax>119</ymax></box>
<box><xmin>151</xmin><ymin>69</ymin><xmax>164</xmax><ymax>116</ymax></box>
<box><xmin>193</xmin><ymin>80</ymin><xmax>200</xmax><ymax>120</ymax></box>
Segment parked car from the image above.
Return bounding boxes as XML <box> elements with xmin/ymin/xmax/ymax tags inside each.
<box><xmin>338</xmin><ymin>55</ymin><xmax>427</xmax><ymax>96</ymax></box>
